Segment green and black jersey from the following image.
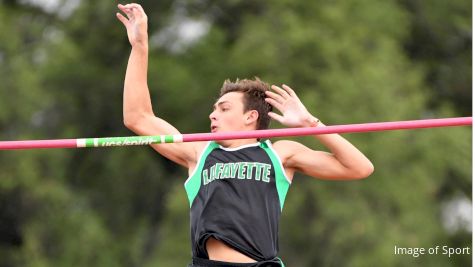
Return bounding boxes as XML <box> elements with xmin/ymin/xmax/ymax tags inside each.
<box><xmin>184</xmin><ymin>140</ymin><xmax>291</xmax><ymax>261</ymax></box>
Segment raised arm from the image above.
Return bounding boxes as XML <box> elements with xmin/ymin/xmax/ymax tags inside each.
<box><xmin>265</xmin><ymin>84</ymin><xmax>374</xmax><ymax>180</ymax></box>
<box><xmin>117</xmin><ymin>3</ymin><xmax>200</xmax><ymax>168</ymax></box>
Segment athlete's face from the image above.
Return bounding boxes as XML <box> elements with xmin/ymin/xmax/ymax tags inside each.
<box><xmin>209</xmin><ymin>92</ymin><xmax>257</xmax><ymax>133</ymax></box>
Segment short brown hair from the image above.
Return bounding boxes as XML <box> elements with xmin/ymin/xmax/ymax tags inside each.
<box><xmin>219</xmin><ymin>78</ymin><xmax>272</xmax><ymax>130</ymax></box>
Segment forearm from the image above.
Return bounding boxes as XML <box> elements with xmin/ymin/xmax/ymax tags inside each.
<box><xmin>265</xmin><ymin>84</ymin><xmax>373</xmax><ymax>178</ymax></box>
<box><xmin>123</xmin><ymin>44</ymin><xmax>154</xmax><ymax>125</ymax></box>
<box><xmin>312</xmin><ymin>120</ymin><xmax>374</xmax><ymax>175</ymax></box>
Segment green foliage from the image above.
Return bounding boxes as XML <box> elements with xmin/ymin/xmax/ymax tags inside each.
<box><xmin>0</xmin><ymin>0</ymin><xmax>470</xmax><ymax>266</ymax></box>
<box><xmin>400</xmin><ymin>0</ymin><xmax>472</xmax><ymax>115</ymax></box>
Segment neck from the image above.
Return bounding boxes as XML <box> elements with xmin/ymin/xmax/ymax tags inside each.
<box><xmin>216</xmin><ymin>138</ymin><xmax>259</xmax><ymax>148</ymax></box>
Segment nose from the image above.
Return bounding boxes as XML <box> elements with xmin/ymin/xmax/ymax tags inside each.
<box><xmin>209</xmin><ymin>110</ymin><xmax>217</xmax><ymax>121</ymax></box>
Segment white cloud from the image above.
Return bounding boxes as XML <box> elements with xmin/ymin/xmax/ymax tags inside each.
<box><xmin>20</xmin><ymin>0</ymin><xmax>80</xmax><ymax>18</ymax></box>
<box><xmin>441</xmin><ymin>194</ymin><xmax>472</xmax><ymax>234</ymax></box>
<box><xmin>151</xmin><ymin>17</ymin><xmax>211</xmax><ymax>53</ymax></box>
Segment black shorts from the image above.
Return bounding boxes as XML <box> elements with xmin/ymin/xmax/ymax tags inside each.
<box><xmin>187</xmin><ymin>257</ymin><xmax>284</xmax><ymax>267</ymax></box>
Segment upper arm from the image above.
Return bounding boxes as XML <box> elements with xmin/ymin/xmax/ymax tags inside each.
<box><xmin>125</xmin><ymin>113</ymin><xmax>204</xmax><ymax>168</ymax></box>
<box><xmin>274</xmin><ymin>140</ymin><xmax>364</xmax><ymax>180</ymax></box>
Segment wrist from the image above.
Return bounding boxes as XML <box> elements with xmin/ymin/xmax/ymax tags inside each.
<box><xmin>132</xmin><ymin>41</ymin><xmax>149</xmax><ymax>51</ymax></box>
<box><xmin>303</xmin><ymin>116</ymin><xmax>321</xmax><ymax>127</ymax></box>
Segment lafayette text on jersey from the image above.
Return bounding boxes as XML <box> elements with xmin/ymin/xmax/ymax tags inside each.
<box><xmin>184</xmin><ymin>140</ymin><xmax>292</xmax><ymax>261</ymax></box>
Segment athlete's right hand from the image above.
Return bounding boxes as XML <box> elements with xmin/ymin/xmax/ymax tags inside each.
<box><xmin>117</xmin><ymin>3</ymin><xmax>148</xmax><ymax>47</ymax></box>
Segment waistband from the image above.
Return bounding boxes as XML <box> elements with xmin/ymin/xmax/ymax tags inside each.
<box><xmin>189</xmin><ymin>257</ymin><xmax>283</xmax><ymax>267</ymax></box>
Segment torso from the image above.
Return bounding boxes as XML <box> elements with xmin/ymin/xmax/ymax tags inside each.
<box><xmin>185</xmin><ymin>139</ymin><xmax>295</xmax><ymax>262</ymax></box>
<box><xmin>206</xmin><ymin>237</ymin><xmax>256</xmax><ymax>262</ymax></box>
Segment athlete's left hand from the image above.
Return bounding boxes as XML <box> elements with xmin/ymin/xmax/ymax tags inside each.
<box><xmin>265</xmin><ymin>84</ymin><xmax>318</xmax><ymax>127</ymax></box>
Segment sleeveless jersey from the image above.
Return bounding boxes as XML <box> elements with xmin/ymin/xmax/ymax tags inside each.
<box><xmin>184</xmin><ymin>140</ymin><xmax>292</xmax><ymax>261</ymax></box>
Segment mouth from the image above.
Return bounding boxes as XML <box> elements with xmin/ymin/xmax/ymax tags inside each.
<box><xmin>211</xmin><ymin>126</ymin><xmax>218</xmax><ymax>132</ymax></box>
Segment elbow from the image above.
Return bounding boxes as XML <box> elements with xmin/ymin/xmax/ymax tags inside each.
<box><xmin>362</xmin><ymin>163</ymin><xmax>375</xmax><ymax>179</ymax></box>
<box><xmin>123</xmin><ymin>107</ymin><xmax>154</xmax><ymax>130</ymax></box>
<box><xmin>123</xmin><ymin>118</ymin><xmax>137</xmax><ymax>130</ymax></box>
<box><xmin>123</xmin><ymin>113</ymin><xmax>146</xmax><ymax>131</ymax></box>
<box><xmin>351</xmin><ymin>162</ymin><xmax>374</xmax><ymax>180</ymax></box>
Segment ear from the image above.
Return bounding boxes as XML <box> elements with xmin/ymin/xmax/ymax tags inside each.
<box><xmin>244</xmin><ymin>110</ymin><xmax>259</xmax><ymax>126</ymax></box>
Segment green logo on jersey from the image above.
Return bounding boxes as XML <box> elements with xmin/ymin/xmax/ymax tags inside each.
<box><xmin>202</xmin><ymin>162</ymin><xmax>271</xmax><ymax>185</ymax></box>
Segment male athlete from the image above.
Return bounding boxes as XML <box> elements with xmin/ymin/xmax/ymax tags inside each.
<box><xmin>117</xmin><ymin>4</ymin><xmax>374</xmax><ymax>267</ymax></box>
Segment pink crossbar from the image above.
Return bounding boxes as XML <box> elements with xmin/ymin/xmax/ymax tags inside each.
<box><xmin>0</xmin><ymin>117</ymin><xmax>471</xmax><ymax>150</ymax></box>
<box><xmin>0</xmin><ymin>139</ymin><xmax>77</xmax><ymax>150</ymax></box>
<box><xmin>182</xmin><ymin>117</ymin><xmax>472</xmax><ymax>142</ymax></box>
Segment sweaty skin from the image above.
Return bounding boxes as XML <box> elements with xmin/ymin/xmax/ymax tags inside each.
<box><xmin>207</xmin><ymin>238</ymin><xmax>256</xmax><ymax>263</ymax></box>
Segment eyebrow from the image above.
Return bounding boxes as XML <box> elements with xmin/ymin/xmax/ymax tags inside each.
<box><xmin>213</xmin><ymin>101</ymin><xmax>231</xmax><ymax>109</ymax></box>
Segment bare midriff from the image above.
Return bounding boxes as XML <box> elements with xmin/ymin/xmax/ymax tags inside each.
<box><xmin>206</xmin><ymin>237</ymin><xmax>257</xmax><ymax>263</ymax></box>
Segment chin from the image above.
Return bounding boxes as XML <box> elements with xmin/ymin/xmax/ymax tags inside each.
<box><xmin>215</xmin><ymin>140</ymin><xmax>231</xmax><ymax>146</ymax></box>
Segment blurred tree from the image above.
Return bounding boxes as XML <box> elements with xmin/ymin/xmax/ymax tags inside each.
<box><xmin>0</xmin><ymin>0</ymin><xmax>470</xmax><ymax>266</ymax></box>
<box><xmin>399</xmin><ymin>0</ymin><xmax>472</xmax><ymax>116</ymax></box>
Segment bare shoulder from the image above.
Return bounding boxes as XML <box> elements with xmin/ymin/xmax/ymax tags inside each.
<box><xmin>272</xmin><ymin>139</ymin><xmax>307</xmax><ymax>151</ymax></box>
<box><xmin>271</xmin><ymin>140</ymin><xmax>307</xmax><ymax>160</ymax></box>
<box><xmin>192</xmin><ymin>141</ymin><xmax>209</xmax><ymax>159</ymax></box>
<box><xmin>271</xmin><ymin>140</ymin><xmax>309</xmax><ymax>180</ymax></box>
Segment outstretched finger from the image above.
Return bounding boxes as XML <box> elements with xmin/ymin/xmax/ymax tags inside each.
<box><xmin>118</xmin><ymin>4</ymin><xmax>129</xmax><ymax>13</ymax></box>
<box><xmin>282</xmin><ymin>84</ymin><xmax>297</xmax><ymax>97</ymax></box>
<box><xmin>268</xmin><ymin>112</ymin><xmax>284</xmax><ymax>124</ymax></box>
<box><xmin>265</xmin><ymin>98</ymin><xmax>283</xmax><ymax>112</ymax></box>
<box><xmin>271</xmin><ymin>85</ymin><xmax>290</xmax><ymax>99</ymax></box>
<box><xmin>118</xmin><ymin>4</ymin><xmax>133</xmax><ymax>19</ymax></box>
<box><xmin>265</xmin><ymin>90</ymin><xmax>285</xmax><ymax>104</ymax></box>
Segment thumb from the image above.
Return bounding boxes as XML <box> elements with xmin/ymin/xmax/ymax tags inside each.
<box><xmin>116</xmin><ymin>12</ymin><xmax>129</xmax><ymax>27</ymax></box>
<box><xmin>268</xmin><ymin>112</ymin><xmax>284</xmax><ymax>124</ymax></box>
